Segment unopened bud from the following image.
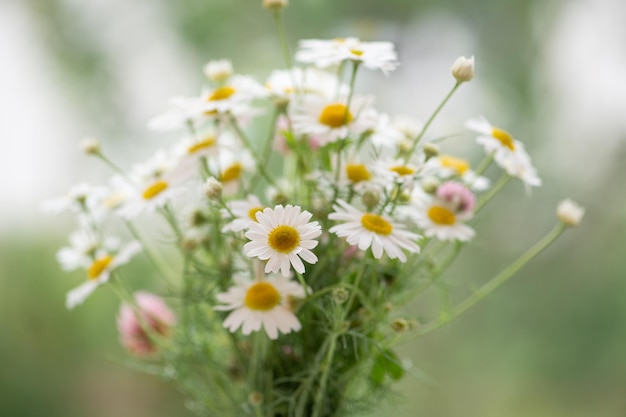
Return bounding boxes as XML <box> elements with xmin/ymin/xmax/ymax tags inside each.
<box><xmin>451</xmin><ymin>56</ymin><xmax>475</xmax><ymax>82</ymax></box>
<box><xmin>391</xmin><ymin>318</ymin><xmax>411</xmax><ymax>333</ymax></box>
<box><xmin>362</xmin><ymin>189</ymin><xmax>381</xmax><ymax>209</ymax></box>
<box><xmin>421</xmin><ymin>176</ymin><xmax>441</xmax><ymax>194</ymax></box>
<box><xmin>203</xmin><ymin>59</ymin><xmax>233</xmax><ymax>83</ymax></box>
<box><xmin>248</xmin><ymin>391</ymin><xmax>264</xmax><ymax>407</ymax></box>
<box><xmin>263</xmin><ymin>0</ymin><xmax>288</xmax><ymax>10</ymax></box>
<box><xmin>423</xmin><ymin>143</ymin><xmax>439</xmax><ymax>159</ymax></box>
<box><xmin>81</xmin><ymin>137</ymin><xmax>101</xmax><ymax>155</ymax></box>
<box><xmin>398</xmin><ymin>139</ymin><xmax>412</xmax><ymax>154</ymax></box>
<box><xmin>332</xmin><ymin>287</ymin><xmax>349</xmax><ymax>304</ymax></box>
<box><xmin>271</xmin><ymin>192</ymin><xmax>289</xmax><ymax>206</ymax></box>
<box><xmin>204</xmin><ymin>177</ymin><xmax>222</xmax><ymax>199</ymax></box>
<box><xmin>556</xmin><ymin>199</ymin><xmax>584</xmax><ymax>227</ymax></box>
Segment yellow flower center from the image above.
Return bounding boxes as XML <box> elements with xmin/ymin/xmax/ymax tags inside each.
<box><xmin>319</xmin><ymin>104</ymin><xmax>353</xmax><ymax>128</ymax></box>
<box><xmin>491</xmin><ymin>128</ymin><xmax>516</xmax><ymax>151</ymax></box>
<box><xmin>245</xmin><ymin>282</ymin><xmax>281</xmax><ymax>311</ymax></box>
<box><xmin>427</xmin><ymin>206</ymin><xmax>456</xmax><ymax>225</ymax></box>
<box><xmin>248</xmin><ymin>206</ymin><xmax>265</xmax><ymax>221</ymax></box>
<box><xmin>187</xmin><ymin>137</ymin><xmax>216</xmax><ymax>154</ymax></box>
<box><xmin>389</xmin><ymin>165</ymin><xmax>415</xmax><ymax>176</ymax></box>
<box><xmin>350</xmin><ymin>49</ymin><xmax>364</xmax><ymax>56</ymax></box>
<box><xmin>142</xmin><ymin>180</ymin><xmax>168</xmax><ymax>200</ymax></box>
<box><xmin>221</xmin><ymin>162</ymin><xmax>243</xmax><ymax>183</ymax></box>
<box><xmin>88</xmin><ymin>255</ymin><xmax>114</xmax><ymax>280</ymax></box>
<box><xmin>208</xmin><ymin>86</ymin><xmax>235</xmax><ymax>101</ymax></box>
<box><xmin>267</xmin><ymin>225</ymin><xmax>300</xmax><ymax>253</ymax></box>
<box><xmin>360</xmin><ymin>213</ymin><xmax>393</xmax><ymax>235</ymax></box>
<box><xmin>345</xmin><ymin>163</ymin><xmax>371</xmax><ymax>183</ymax></box>
<box><xmin>439</xmin><ymin>155</ymin><xmax>470</xmax><ymax>174</ymax></box>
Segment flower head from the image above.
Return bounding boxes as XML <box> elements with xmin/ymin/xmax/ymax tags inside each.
<box><xmin>451</xmin><ymin>56</ymin><xmax>475</xmax><ymax>82</ymax></box>
<box><xmin>328</xmin><ymin>200</ymin><xmax>421</xmax><ymax>262</ymax></box>
<box><xmin>117</xmin><ymin>292</ymin><xmax>177</xmax><ymax>356</ymax></box>
<box><xmin>215</xmin><ymin>274</ymin><xmax>306</xmax><ymax>339</ymax></box>
<box><xmin>557</xmin><ymin>199</ymin><xmax>585</xmax><ymax>227</ymax></box>
<box><xmin>203</xmin><ymin>59</ymin><xmax>233</xmax><ymax>82</ymax></box>
<box><xmin>244</xmin><ymin>205</ymin><xmax>322</xmax><ymax>276</ymax></box>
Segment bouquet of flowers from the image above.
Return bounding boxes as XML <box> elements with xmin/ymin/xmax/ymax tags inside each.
<box><xmin>44</xmin><ymin>1</ymin><xmax>584</xmax><ymax>416</ymax></box>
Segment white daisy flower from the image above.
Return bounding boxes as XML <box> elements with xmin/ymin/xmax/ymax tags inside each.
<box><xmin>368</xmin><ymin>113</ymin><xmax>406</xmax><ymax>150</ymax></box>
<box><xmin>374</xmin><ymin>157</ymin><xmax>424</xmax><ymax>189</ymax></box>
<box><xmin>414</xmin><ymin>182</ymin><xmax>476</xmax><ymax>242</ymax></box>
<box><xmin>296</xmin><ymin>37</ymin><xmax>399</xmax><ymax>74</ymax></box>
<box><xmin>265</xmin><ymin>67</ymin><xmax>348</xmax><ymax>102</ymax></box>
<box><xmin>41</xmin><ymin>182</ymin><xmax>108</xmax><ymax>217</ymax></box>
<box><xmin>209</xmin><ymin>149</ymin><xmax>255</xmax><ymax>196</ymax></box>
<box><xmin>215</xmin><ymin>274</ymin><xmax>306</xmax><ymax>340</ymax></box>
<box><xmin>61</xmin><ymin>234</ymin><xmax>142</xmax><ymax>309</ymax></box>
<box><xmin>465</xmin><ymin>116</ymin><xmax>541</xmax><ymax>189</ymax></box>
<box><xmin>200</xmin><ymin>75</ymin><xmax>267</xmax><ymax>115</ymax></box>
<box><xmin>147</xmin><ymin>96</ymin><xmax>207</xmax><ymax>131</ymax></box>
<box><xmin>116</xmin><ymin>151</ymin><xmax>185</xmax><ymax>219</ymax></box>
<box><xmin>425</xmin><ymin>155</ymin><xmax>491</xmax><ymax>192</ymax></box>
<box><xmin>556</xmin><ymin>199</ymin><xmax>585</xmax><ymax>227</ymax></box>
<box><xmin>244</xmin><ymin>205</ymin><xmax>322</xmax><ymax>277</ymax></box>
<box><xmin>203</xmin><ymin>59</ymin><xmax>233</xmax><ymax>83</ymax></box>
<box><xmin>170</xmin><ymin>130</ymin><xmax>235</xmax><ymax>180</ymax></box>
<box><xmin>328</xmin><ymin>199</ymin><xmax>421</xmax><ymax>262</ymax></box>
<box><xmin>291</xmin><ymin>94</ymin><xmax>377</xmax><ymax>146</ymax></box>
<box><xmin>221</xmin><ymin>194</ymin><xmax>266</xmax><ymax>233</ymax></box>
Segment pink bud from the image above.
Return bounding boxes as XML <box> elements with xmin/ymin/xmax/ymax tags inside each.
<box><xmin>436</xmin><ymin>181</ymin><xmax>476</xmax><ymax>214</ymax></box>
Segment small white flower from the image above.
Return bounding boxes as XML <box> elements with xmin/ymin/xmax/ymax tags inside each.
<box><xmin>80</xmin><ymin>137</ymin><xmax>101</xmax><ymax>155</ymax></box>
<box><xmin>62</xmin><ymin>236</ymin><xmax>142</xmax><ymax>309</ymax></box>
<box><xmin>203</xmin><ymin>59</ymin><xmax>233</xmax><ymax>82</ymax></box>
<box><xmin>222</xmin><ymin>194</ymin><xmax>266</xmax><ymax>232</ymax></box>
<box><xmin>425</xmin><ymin>155</ymin><xmax>491</xmax><ymax>192</ymax></box>
<box><xmin>215</xmin><ymin>274</ymin><xmax>305</xmax><ymax>340</ymax></box>
<box><xmin>374</xmin><ymin>157</ymin><xmax>424</xmax><ymax>189</ymax></box>
<box><xmin>296</xmin><ymin>37</ymin><xmax>399</xmax><ymax>74</ymax></box>
<box><xmin>209</xmin><ymin>149</ymin><xmax>255</xmax><ymax>196</ymax></box>
<box><xmin>557</xmin><ymin>199</ymin><xmax>585</xmax><ymax>227</ymax></box>
<box><xmin>41</xmin><ymin>183</ymin><xmax>107</xmax><ymax>216</ymax></box>
<box><xmin>265</xmin><ymin>67</ymin><xmax>348</xmax><ymax>102</ymax></box>
<box><xmin>451</xmin><ymin>56</ymin><xmax>475</xmax><ymax>82</ymax></box>
<box><xmin>328</xmin><ymin>199</ymin><xmax>421</xmax><ymax>262</ymax></box>
<box><xmin>368</xmin><ymin>113</ymin><xmax>406</xmax><ymax>150</ymax></box>
<box><xmin>147</xmin><ymin>96</ymin><xmax>206</xmax><ymax>131</ymax></box>
<box><xmin>244</xmin><ymin>205</ymin><xmax>322</xmax><ymax>277</ymax></box>
<box><xmin>291</xmin><ymin>94</ymin><xmax>377</xmax><ymax>146</ymax></box>
<box><xmin>466</xmin><ymin>116</ymin><xmax>541</xmax><ymax>190</ymax></box>
<box><xmin>200</xmin><ymin>75</ymin><xmax>267</xmax><ymax>114</ymax></box>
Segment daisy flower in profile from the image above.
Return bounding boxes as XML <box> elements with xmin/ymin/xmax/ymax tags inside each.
<box><xmin>265</xmin><ymin>67</ymin><xmax>348</xmax><ymax>102</ymax></box>
<box><xmin>244</xmin><ymin>205</ymin><xmax>322</xmax><ymax>277</ymax></box>
<box><xmin>203</xmin><ymin>59</ymin><xmax>233</xmax><ymax>83</ymax></box>
<box><xmin>210</xmin><ymin>149</ymin><xmax>255</xmax><ymax>196</ymax></box>
<box><xmin>296</xmin><ymin>37</ymin><xmax>399</xmax><ymax>74</ymax></box>
<box><xmin>215</xmin><ymin>274</ymin><xmax>306</xmax><ymax>339</ymax></box>
<box><xmin>375</xmin><ymin>157</ymin><xmax>424</xmax><ymax>189</ymax></box>
<box><xmin>41</xmin><ymin>182</ymin><xmax>108</xmax><ymax>217</ymax></box>
<box><xmin>200</xmin><ymin>75</ymin><xmax>267</xmax><ymax>115</ymax></box>
<box><xmin>425</xmin><ymin>154</ymin><xmax>491</xmax><ymax>191</ymax></box>
<box><xmin>117</xmin><ymin>291</ymin><xmax>177</xmax><ymax>356</ymax></box>
<box><xmin>291</xmin><ymin>95</ymin><xmax>377</xmax><ymax>146</ymax></box>
<box><xmin>328</xmin><ymin>199</ymin><xmax>421</xmax><ymax>262</ymax></box>
<box><xmin>60</xmin><ymin>232</ymin><xmax>142</xmax><ymax>309</ymax></box>
<box><xmin>465</xmin><ymin>116</ymin><xmax>541</xmax><ymax>189</ymax></box>
<box><xmin>415</xmin><ymin>181</ymin><xmax>476</xmax><ymax>241</ymax></box>
<box><xmin>221</xmin><ymin>194</ymin><xmax>266</xmax><ymax>233</ymax></box>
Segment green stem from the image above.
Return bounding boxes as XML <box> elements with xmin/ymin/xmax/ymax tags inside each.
<box><xmin>230</xmin><ymin>117</ymin><xmax>277</xmax><ymax>187</ymax></box>
<box><xmin>250</xmin><ymin>107</ymin><xmax>281</xmax><ymax>192</ymax></box>
<box><xmin>272</xmin><ymin>10</ymin><xmax>293</xmax><ymax>70</ymax></box>
<box><xmin>474</xmin><ymin>152</ymin><xmax>494</xmax><ymax>176</ymax></box>
<box><xmin>404</xmin><ymin>81</ymin><xmax>461</xmax><ymax>163</ymax></box>
<box><xmin>475</xmin><ymin>174</ymin><xmax>511</xmax><ymax>212</ymax></box>
<box><xmin>124</xmin><ymin>221</ymin><xmax>176</xmax><ymax>283</ymax></box>
<box><xmin>416</xmin><ymin>223</ymin><xmax>566</xmax><ymax>337</ymax></box>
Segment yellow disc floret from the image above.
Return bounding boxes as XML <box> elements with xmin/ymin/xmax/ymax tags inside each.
<box><xmin>244</xmin><ymin>282</ymin><xmax>281</xmax><ymax>311</ymax></box>
<box><xmin>439</xmin><ymin>155</ymin><xmax>470</xmax><ymax>174</ymax></box>
<box><xmin>221</xmin><ymin>163</ymin><xmax>243</xmax><ymax>183</ymax></box>
<box><xmin>142</xmin><ymin>180</ymin><xmax>168</xmax><ymax>200</ymax></box>
<box><xmin>319</xmin><ymin>104</ymin><xmax>353</xmax><ymax>128</ymax></box>
<box><xmin>187</xmin><ymin>137</ymin><xmax>216</xmax><ymax>154</ymax></box>
<box><xmin>209</xmin><ymin>86</ymin><xmax>236</xmax><ymax>101</ymax></box>
<box><xmin>248</xmin><ymin>207</ymin><xmax>265</xmax><ymax>221</ymax></box>
<box><xmin>361</xmin><ymin>213</ymin><xmax>393</xmax><ymax>235</ymax></box>
<box><xmin>350</xmin><ymin>49</ymin><xmax>364</xmax><ymax>57</ymax></box>
<box><xmin>345</xmin><ymin>163</ymin><xmax>371</xmax><ymax>183</ymax></box>
<box><xmin>88</xmin><ymin>255</ymin><xmax>114</xmax><ymax>280</ymax></box>
<box><xmin>427</xmin><ymin>206</ymin><xmax>456</xmax><ymax>225</ymax></box>
<box><xmin>267</xmin><ymin>225</ymin><xmax>300</xmax><ymax>253</ymax></box>
<box><xmin>491</xmin><ymin>128</ymin><xmax>516</xmax><ymax>151</ymax></box>
<box><xmin>389</xmin><ymin>165</ymin><xmax>415</xmax><ymax>176</ymax></box>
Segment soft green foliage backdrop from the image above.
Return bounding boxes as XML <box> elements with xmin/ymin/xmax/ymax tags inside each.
<box><xmin>2</xmin><ymin>0</ymin><xmax>625</xmax><ymax>416</ymax></box>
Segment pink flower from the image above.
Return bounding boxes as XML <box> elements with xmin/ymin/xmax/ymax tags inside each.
<box><xmin>436</xmin><ymin>181</ymin><xmax>476</xmax><ymax>214</ymax></box>
<box><xmin>117</xmin><ymin>292</ymin><xmax>176</xmax><ymax>356</ymax></box>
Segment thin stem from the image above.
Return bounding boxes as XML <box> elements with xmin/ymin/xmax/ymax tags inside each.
<box><xmin>272</xmin><ymin>10</ymin><xmax>293</xmax><ymax>70</ymax></box>
<box><xmin>250</xmin><ymin>107</ymin><xmax>281</xmax><ymax>192</ymax></box>
<box><xmin>229</xmin><ymin>117</ymin><xmax>277</xmax><ymax>187</ymax></box>
<box><xmin>125</xmin><ymin>221</ymin><xmax>176</xmax><ymax>283</ymax></box>
<box><xmin>416</xmin><ymin>223</ymin><xmax>566</xmax><ymax>337</ymax></box>
<box><xmin>404</xmin><ymin>81</ymin><xmax>461</xmax><ymax>163</ymax></box>
<box><xmin>96</xmin><ymin>152</ymin><xmax>133</xmax><ymax>183</ymax></box>
<box><xmin>475</xmin><ymin>174</ymin><xmax>511</xmax><ymax>212</ymax></box>
<box><xmin>474</xmin><ymin>152</ymin><xmax>494</xmax><ymax>176</ymax></box>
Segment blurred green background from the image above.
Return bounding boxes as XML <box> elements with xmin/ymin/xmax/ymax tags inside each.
<box><xmin>2</xmin><ymin>0</ymin><xmax>625</xmax><ymax>416</ymax></box>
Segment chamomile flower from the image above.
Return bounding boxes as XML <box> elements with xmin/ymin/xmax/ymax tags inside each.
<box><xmin>328</xmin><ymin>199</ymin><xmax>421</xmax><ymax>262</ymax></box>
<box><xmin>414</xmin><ymin>181</ymin><xmax>476</xmax><ymax>241</ymax></box>
<box><xmin>148</xmin><ymin>96</ymin><xmax>206</xmax><ymax>131</ymax></box>
<box><xmin>200</xmin><ymin>75</ymin><xmax>267</xmax><ymax>115</ymax></box>
<box><xmin>368</xmin><ymin>113</ymin><xmax>406</xmax><ymax>150</ymax></box>
<box><xmin>116</xmin><ymin>151</ymin><xmax>185</xmax><ymax>219</ymax></box>
<box><xmin>425</xmin><ymin>154</ymin><xmax>491</xmax><ymax>191</ymax></box>
<box><xmin>222</xmin><ymin>194</ymin><xmax>266</xmax><ymax>233</ymax></box>
<box><xmin>215</xmin><ymin>274</ymin><xmax>306</xmax><ymax>339</ymax></box>
<box><xmin>265</xmin><ymin>67</ymin><xmax>348</xmax><ymax>102</ymax></box>
<box><xmin>465</xmin><ymin>116</ymin><xmax>541</xmax><ymax>189</ymax></box>
<box><xmin>62</xmin><ymin>234</ymin><xmax>142</xmax><ymax>309</ymax></box>
<box><xmin>296</xmin><ymin>37</ymin><xmax>399</xmax><ymax>74</ymax></box>
<box><xmin>203</xmin><ymin>59</ymin><xmax>233</xmax><ymax>83</ymax></box>
<box><xmin>209</xmin><ymin>149</ymin><xmax>255</xmax><ymax>196</ymax></box>
<box><xmin>375</xmin><ymin>157</ymin><xmax>424</xmax><ymax>189</ymax></box>
<box><xmin>291</xmin><ymin>95</ymin><xmax>377</xmax><ymax>146</ymax></box>
<box><xmin>42</xmin><ymin>182</ymin><xmax>108</xmax><ymax>217</ymax></box>
<box><xmin>244</xmin><ymin>205</ymin><xmax>322</xmax><ymax>277</ymax></box>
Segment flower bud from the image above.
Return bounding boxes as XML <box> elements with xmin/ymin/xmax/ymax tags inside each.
<box><xmin>451</xmin><ymin>55</ymin><xmax>475</xmax><ymax>82</ymax></box>
<box><xmin>421</xmin><ymin>176</ymin><xmax>441</xmax><ymax>194</ymax></box>
<box><xmin>80</xmin><ymin>137</ymin><xmax>101</xmax><ymax>155</ymax></box>
<box><xmin>556</xmin><ymin>199</ymin><xmax>584</xmax><ymax>227</ymax></box>
<box><xmin>248</xmin><ymin>391</ymin><xmax>264</xmax><ymax>406</ymax></box>
<box><xmin>423</xmin><ymin>143</ymin><xmax>439</xmax><ymax>159</ymax></box>
<box><xmin>391</xmin><ymin>318</ymin><xmax>411</xmax><ymax>333</ymax></box>
<box><xmin>204</xmin><ymin>177</ymin><xmax>223</xmax><ymax>200</ymax></box>
<box><xmin>263</xmin><ymin>0</ymin><xmax>288</xmax><ymax>10</ymax></box>
<box><xmin>362</xmin><ymin>189</ymin><xmax>381</xmax><ymax>210</ymax></box>
<box><xmin>332</xmin><ymin>287</ymin><xmax>349</xmax><ymax>304</ymax></box>
<box><xmin>203</xmin><ymin>59</ymin><xmax>233</xmax><ymax>83</ymax></box>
